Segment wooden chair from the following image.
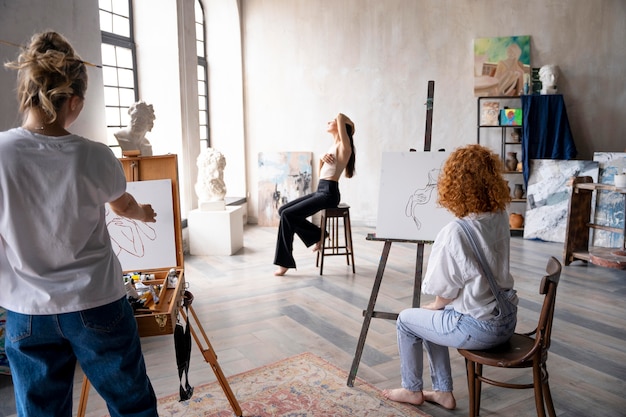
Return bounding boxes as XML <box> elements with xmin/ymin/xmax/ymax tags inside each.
<box><xmin>457</xmin><ymin>256</ymin><xmax>562</xmax><ymax>417</ymax></box>
<box><xmin>315</xmin><ymin>203</ymin><xmax>355</xmax><ymax>275</ymax></box>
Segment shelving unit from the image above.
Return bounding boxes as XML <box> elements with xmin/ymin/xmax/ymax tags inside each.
<box><xmin>477</xmin><ymin>96</ymin><xmax>526</xmax><ymax>233</ymax></box>
<box><xmin>563</xmin><ymin>176</ymin><xmax>626</xmax><ymax>269</ymax></box>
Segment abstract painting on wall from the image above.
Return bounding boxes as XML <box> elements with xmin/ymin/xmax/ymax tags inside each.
<box><xmin>524</xmin><ymin>159</ymin><xmax>599</xmax><ymax>243</ymax></box>
<box><xmin>474</xmin><ymin>35</ymin><xmax>531</xmax><ymax>97</ymax></box>
<box><xmin>591</xmin><ymin>152</ymin><xmax>626</xmax><ymax>248</ymax></box>
<box><xmin>258</xmin><ymin>152</ymin><xmax>313</xmax><ymax>227</ymax></box>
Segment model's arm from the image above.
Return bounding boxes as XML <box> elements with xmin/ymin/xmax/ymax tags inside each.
<box><xmin>335</xmin><ymin>113</ymin><xmax>354</xmax><ymax>162</ymax></box>
<box><xmin>109</xmin><ymin>192</ymin><xmax>157</xmax><ymax>223</ymax></box>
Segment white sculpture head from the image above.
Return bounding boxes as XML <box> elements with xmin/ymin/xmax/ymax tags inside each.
<box><xmin>114</xmin><ymin>100</ymin><xmax>155</xmax><ymax>155</ymax></box>
<box><xmin>128</xmin><ymin>101</ymin><xmax>155</xmax><ymax>133</ymax></box>
<box><xmin>539</xmin><ymin>65</ymin><xmax>559</xmax><ymax>94</ymax></box>
<box><xmin>195</xmin><ymin>148</ymin><xmax>227</xmax><ymax>202</ymax></box>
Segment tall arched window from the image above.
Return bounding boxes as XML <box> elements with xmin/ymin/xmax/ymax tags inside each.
<box><xmin>99</xmin><ymin>0</ymin><xmax>138</xmax><ymax>154</ymax></box>
<box><xmin>196</xmin><ymin>0</ymin><xmax>210</xmax><ymax>149</ymax></box>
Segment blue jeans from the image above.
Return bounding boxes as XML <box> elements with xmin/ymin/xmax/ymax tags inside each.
<box><xmin>5</xmin><ymin>297</ymin><xmax>158</xmax><ymax>417</ymax></box>
<box><xmin>274</xmin><ymin>179</ymin><xmax>340</xmax><ymax>268</ymax></box>
<box><xmin>396</xmin><ymin>306</ymin><xmax>516</xmax><ymax>392</ymax></box>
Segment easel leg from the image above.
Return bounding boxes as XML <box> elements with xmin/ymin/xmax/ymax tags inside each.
<box><xmin>412</xmin><ymin>243</ymin><xmax>424</xmax><ymax>307</ymax></box>
<box><xmin>347</xmin><ymin>240</ymin><xmax>392</xmax><ymax>387</ymax></box>
<box><xmin>76</xmin><ymin>375</ymin><xmax>90</xmax><ymax>417</ymax></box>
<box><xmin>181</xmin><ymin>305</ymin><xmax>243</xmax><ymax>417</ymax></box>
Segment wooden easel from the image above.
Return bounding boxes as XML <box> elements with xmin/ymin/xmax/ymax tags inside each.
<box><xmin>347</xmin><ymin>81</ymin><xmax>435</xmax><ymax>387</ymax></box>
<box><xmin>76</xmin><ymin>155</ymin><xmax>242</xmax><ymax>417</ymax></box>
<box><xmin>77</xmin><ymin>296</ymin><xmax>243</xmax><ymax>417</ymax></box>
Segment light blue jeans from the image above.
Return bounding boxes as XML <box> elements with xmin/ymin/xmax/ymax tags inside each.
<box><xmin>396</xmin><ymin>305</ymin><xmax>516</xmax><ymax>392</ymax></box>
<box><xmin>5</xmin><ymin>297</ymin><xmax>158</xmax><ymax>417</ymax></box>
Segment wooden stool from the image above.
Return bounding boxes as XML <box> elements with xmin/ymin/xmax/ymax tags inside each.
<box><xmin>316</xmin><ymin>203</ymin><xmax>355</xmax><ymax>275</ymax></box>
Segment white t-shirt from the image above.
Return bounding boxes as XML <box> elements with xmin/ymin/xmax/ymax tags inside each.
<box><xmin>422</xmin><ymin>211</ymin><xmax>516</xmax><ymax>320</ymax></box>
<box><xmin>0</xmin><ymin>128</ymin><xmax>127</xmax><ymax>314</ymax></box>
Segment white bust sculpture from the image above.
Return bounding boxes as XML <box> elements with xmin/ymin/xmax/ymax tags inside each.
<box><xmin>539</xmin><ymin>65</ymin><xmax>559</xmax><ymax>95</ymax></box>
<box><xmin>114</xmin><ymin>100</ymin><xmax>155</xmax><ymax>156</ymax></box>
<box><xmin>195</xmin><ymin>148</ymin><xmax>227</xmax><ymax>206</ymax></box>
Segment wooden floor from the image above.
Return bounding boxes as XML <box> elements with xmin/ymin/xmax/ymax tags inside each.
<box><xmin>1</xmin><ymin>224</ymin><xmax>625</xmax><ymax>417</ymax></box>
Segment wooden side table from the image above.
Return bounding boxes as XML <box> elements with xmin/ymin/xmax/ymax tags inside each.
<box><xmin>563</xmin><ymin>176</ymin><xmax>626</xmax><ymax>269</ymax></box>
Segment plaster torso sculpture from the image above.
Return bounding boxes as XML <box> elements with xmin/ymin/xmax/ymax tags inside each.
<box><xmin>195</xmin><ymin>147</ymin><xmax>227</xmax><ymax>203</ymax></box>
<box><xmin>114</xmin><ymin>101</ymin><xmax>155</xmax><ymax>156</ymax></box>
<box><xmin>539</xmin><ymin>65</ymin><xmax>559</xmax><ymax>95</ymax></box>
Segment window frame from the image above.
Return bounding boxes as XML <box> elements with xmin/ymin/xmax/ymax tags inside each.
<box><xmin>196</xmin><ymin>0</ymin><xmax>210</xmax><ymax>149</ymax></box>
<box><xmin>99</xmin><ymin>0</ymin><xmax>139</xmax><ymax>153</ymax></box>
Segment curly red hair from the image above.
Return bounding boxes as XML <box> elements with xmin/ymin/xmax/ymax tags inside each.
<box><xmin>437</xmin><ymin>144</ymin><xmax>511</xmax><ymax>218</ymax></box>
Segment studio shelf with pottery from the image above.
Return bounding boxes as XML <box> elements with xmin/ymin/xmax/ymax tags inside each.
<box><xmin>477</xmin><ymin>96</ymin><xmax>527</xmax><ymax>232</ymax></box>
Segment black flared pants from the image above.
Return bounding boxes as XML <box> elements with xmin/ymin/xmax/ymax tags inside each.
<box><xmin>273</xmin><ymin>179</ymin><xmax>340</xmax><ymax>269</ymax></box>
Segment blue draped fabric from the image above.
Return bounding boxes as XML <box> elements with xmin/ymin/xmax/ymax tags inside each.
<box><xmin>521</xmin><ymin>94</ymin><xmax>577</xmax><ymax>186</ymax></box>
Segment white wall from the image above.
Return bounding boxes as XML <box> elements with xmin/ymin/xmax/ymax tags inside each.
<box><xmin>204</xmin><ymin>0</ymin><xmax>247</xmax><ymax>199</ymax></box>
<box><xmin>238</xmin><ymin>0</ymin><xmax>626</xmax><ymax>225</ymax></box>
<box><xmin>1</xmin><ymin>0</ymin><xmax>625</xmax><ymax>227</ymax></box>
<box><xmin>0</xmin><ymin>0</ymin><xmax>199</xmax><ymax>215</ymax></box>
<box><xmin>0</xmin><ymin>0</ymin><xmax>106</xmax><ymax>143</ymax></box>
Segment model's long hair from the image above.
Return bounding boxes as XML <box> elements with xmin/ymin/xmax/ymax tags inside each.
<box><xmin>344</xmin><ymin>124</ymin><xmax>356</xmax><ymax>178</ymax></box>
<box><xmin>437</xmin><ymin>144</ymin><xmax>511</xmax><ymax>218</ymax></box>
<box><xmin>4</xmin><ymin>31</ymin><xmax>88</xmax><ymax>124</ymax></box>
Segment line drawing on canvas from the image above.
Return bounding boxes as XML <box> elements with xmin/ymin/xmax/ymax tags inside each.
<box><xmin>107</xmin><ymin>208</ymin><xmax>157</xmax><ymax>258</ymax></box>
<box><xmin>405</xmin><ymin>168</ymin><xmax>439</xmax><ymax>230</ymax></box>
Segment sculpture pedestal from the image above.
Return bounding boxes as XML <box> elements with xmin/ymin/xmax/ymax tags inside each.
<box><xmin>188</xmin><ymin>206</ymin><xmax>244</xmax><ymax>255</ymax></box>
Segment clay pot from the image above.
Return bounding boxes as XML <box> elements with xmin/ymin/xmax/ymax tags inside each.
<box><xmin>509</xmin><ymin>213</ymin><xmax>524</xmax><ymax>229</ymax></box>
<box><xmin>505</xmin><ymin>152</ymin><xmax>519</xmax><ymax>172</ymax></box>
<box><xmin>513</xmin><ymin>184</ymin><xmax>525</xmax><ymax>199</ymax></box>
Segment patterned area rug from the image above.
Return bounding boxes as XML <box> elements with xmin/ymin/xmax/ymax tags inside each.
<box><xmin>155</xmin><ymin>352</ymin><xmax>431</xmax><ymax>417</ymax></box>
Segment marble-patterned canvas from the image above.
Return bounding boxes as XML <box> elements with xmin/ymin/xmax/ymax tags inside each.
<box><xmin>524</xmin><ymin>159</ymin><xmax>599</xmax><ymax>242</ymax></box>
<box><xmin>258</xmin><ymin>152</ymin><xmax>313</xmax><ymax>227</ymax></box>
<box><xmin>591</xmin><ymin>152</ymin><xmax>626</xmax><ymax>248</ymax></box>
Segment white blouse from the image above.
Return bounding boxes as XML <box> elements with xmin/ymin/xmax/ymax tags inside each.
<box><xmin>422</xmin><ymin>211</ymin><xmax>516</xmax><ymax>320</ymax></box>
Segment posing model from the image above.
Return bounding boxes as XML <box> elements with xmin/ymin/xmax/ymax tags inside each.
<box><xmin>273</xmin><ymin>113</ymin><xmax>355</xmax><ymax>276</ymax></box>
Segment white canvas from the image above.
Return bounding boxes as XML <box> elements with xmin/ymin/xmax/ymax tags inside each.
<box><xmin>106</xmin><ymin>179</ymin><xmax>177</xmax><ymax>271</ymax></box>
<box><xmin>376</xmin><ymin>152</ymin><xmax>455</xmax><ymax>241</ymax></box>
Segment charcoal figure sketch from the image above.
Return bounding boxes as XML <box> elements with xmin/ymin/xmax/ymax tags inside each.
<box><xmin>376</xmin><ymin>152</ymin><xmax>455</xmax><ymax>241</ymax></box>
<box><xmin>107</xmin><ymin>211</ymin><xmax>157</xmax><ymax>258</ymax></box>
<box><xmin>405</xmin><ymin>168</ymin><xmax>439</xmax><ymax>230</ymax></box>
<box><xmin>106</xmin><ymin>179</ymin><xmax>177</xmax><ymax>270</ymax></box>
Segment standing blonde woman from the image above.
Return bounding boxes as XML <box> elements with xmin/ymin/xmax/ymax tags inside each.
<box><xmin>0</xmin><ymin>31</ymin><xmax>158</xmax><ymax>416</ymax></box>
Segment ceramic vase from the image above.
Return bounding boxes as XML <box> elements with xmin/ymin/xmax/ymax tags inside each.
<box><xmin>509</xmin><ymin>213</ymin><xmax>524</xmax><ymax>229</ymax></box>
<box><xmin>505</xmin><ymin>152</ymin><xmax>519</xmax><ymax>172</ymax></box>
<box><xmin>513</xmin><ymin>184</ymin><xmax>525</xmax><ymax>199</ymax></box>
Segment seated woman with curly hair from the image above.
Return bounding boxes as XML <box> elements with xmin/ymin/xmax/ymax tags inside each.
<box><xmin>383</xmin><ymin>144</ymin><xmax>516</xmax><ymax>411</ymax></box>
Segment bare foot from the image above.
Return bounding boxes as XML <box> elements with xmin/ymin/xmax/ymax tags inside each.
<box><xmin>311</xmin><ymin>241</ymin><xmax>322</xmax><ymax>252</ymax></box>
<box><xmin>273</xmin><ymin>266</ymin><xmax>288</xmax><ymax>276</ymax></box>
<box><xmin>382</xmin><ymin>388</ymin><xmax>424</xmax><ymax>406</ymax></box>
<box><xmin>423</xmin><ymin>390</ymin><xmax>456</xmax><ymax>410</ymax></box>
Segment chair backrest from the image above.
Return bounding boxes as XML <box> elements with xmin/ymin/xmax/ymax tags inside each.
<box><xmin>535</xmin><ymin>257</ymin><xmax>562</xmax><ymax>352</ymax></box>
